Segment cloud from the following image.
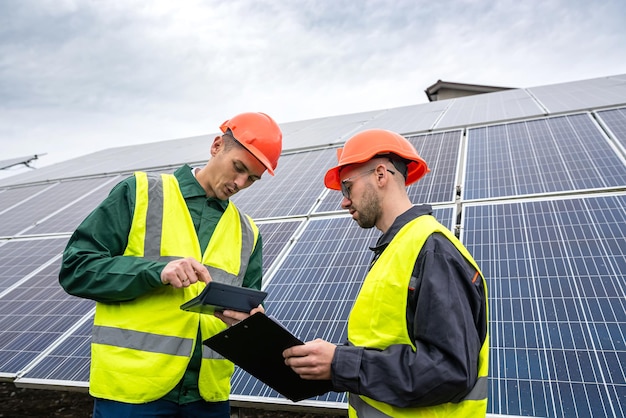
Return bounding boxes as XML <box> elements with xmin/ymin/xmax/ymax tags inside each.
<box><xmin>0</xmin><ymin>0</ymin><xmax>625</xmax><ymax>172</ymax></box>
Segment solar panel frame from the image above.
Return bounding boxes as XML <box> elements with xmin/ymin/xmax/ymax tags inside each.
<box><xmin>0</xmin><ymin>257</ymin><xmax>95</xmax><ymax>379</ymax></box>
<box><xmin>433</xmin><ymin>88</ymin><xmax>544</xmax><ymax>130</ymax></box>
<box><xmin>596</xmin><ymin>106</ymin><xmax>626</xmax><ymax>156</ymax></box>
<box><xmin>460</xmin><ymin>193</ymin><xmax>626</xmax><ymax>418</ymax></box>
<box><xmin>231</xmin><ymin>148</ymin><xmax>338</xmax><ymax>219</ymax></box>
<box><xmin>0</xmin><ymin>183</ymin><xmax>56</xmax><ymax>215</ymax></box>
<box><xmin>0</xmin><ymin>177</ymin><xmax>121</xmax><ymax>237</ymax></box>
<box><xmin>462</xmin><ymin>113</ymin><xmax>626</xmax><ymax>201</ymax></box>
<box><xmin>13</xmin><ymin>313</ymin><xmax>93</xmax><ymax>387</ymax></box>
<box><xmin>21</xmin><ymin>176</ymin><xmax>120</xmax><ymax>236</ymax></box>
<box><xmin>0</xmin><ymin>238</ymin><xmax>69</xmax><ymax>294</ymax></box>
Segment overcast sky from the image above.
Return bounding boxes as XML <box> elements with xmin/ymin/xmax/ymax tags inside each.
<box><xmin>1</xmin><ymin>0</ymin><xmax>625</xmax><ymax>177</ymax></box>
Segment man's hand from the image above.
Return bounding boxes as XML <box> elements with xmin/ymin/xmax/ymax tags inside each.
<box><xmin>283</xmin><ymin>339</ymin><xmax>336</xmax><ymax>380</ymax></box>
<box><xmin>214</xmin><ymin>304</ymin><xmax>265</xmax><ymax>327</ymax></box>
<box><xmin>160</xmin><ymin>257</ymin><xmax>211</xmax><ymax>288</ymax></box>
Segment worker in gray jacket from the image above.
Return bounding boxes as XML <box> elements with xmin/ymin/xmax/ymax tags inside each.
<box><xmin>283</xmin><ymin>129</ymin><xmax>489</xmax><ymax>417</ymax></box>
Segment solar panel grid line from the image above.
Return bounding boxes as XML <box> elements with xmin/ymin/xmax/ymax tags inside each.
<box><xmin>15</xmin><ymin>175</ymin><xmax>121</xmax><ymax>236</ymax></box>
<box><xmin>517</xmin><ymin>203</ymin><xmax>557</xmax><ymax>415</ymax></box>
<box><xmin>524</xmin><ymin>202</ymin><xmax>604</xmax><ymax>416</ymax></box>
<box><xmin>309</xmin><ymin>188</ymin><xmax>340</xmax><ymax>215</ymax></box>
<box><xmin>23</xmin><ymin>175</ymin><xmax>122</xmax><ymax>236</ymax></box>
<box><xmin>549</xmin><ymin>115</ymin><xmax>613</xmax><ymax>189</ymax></box>
<box><xmin>16</xmin><ymin>315</ymin><xmax>94</xmax><ymax>384</ymax></box>
<box><xmin>428</xmin><ymin>98</ymin><xmax>455</xmax><ymax>131</ymax></box>
<box><xmin>0</xmin><ymin>253</ymin><xmax>62</xmax><ymax>300</ymax></box>
<box><xmin>14</xmin><ymin>307</ymin><xmax>95</xmax><ymax>381</ymax></box>
<box><xmin>0</xmin><ymin>182</ymin><xmax>59</xmax><ymax>216</ymax></box>
<box><xmin>514</xmin><ymin>121</ymin><xmax>545</xmax><ymax>196</ymax></box>
<box><xmin>0</xmin><ymin>184</ymin><xmax>50</xmax><ymax>213</ymax></box>
<box><xmin>229</xmin><ymin>393</ymin><xmax>344</xmax><ymax>410</ymax></box>
<box><xmin>565</xmin><ymin>197</ymin><xmax>626</xmax><ymax>406</ymax></box>
<box><xmin>0</xmin><ymin>238</ymin><xmax>69</xmax><ymax>295</ymax></box>
<box><xmin>460</xmin><ymin>193</ymin><xmax>626</xmax><ymax>417</ymax></box>
<box><xmin>0</xmin><ymin>259</ymin><xmax>95</xmax><ymax>377</ymax></box>
<box><xmin>406</xmin><ymin>130</ymin><xmax>463</xmax><ymax>204</ymax></box>
<box><xmin>593</xmin><ymin>107</ymin><xmax>626</xmax><ymax>160</ymax></box>
<box><xmin>0</xmin><ymin>178</ymin><xmax>121</xmax><ymax>237</ymax></box>
<box><xmin>463</xmin><ymin>113</ymin><xmax>626</xmax><ymax>201</ymax></box>
<box><xmin>255</xmin><ymin>219</ymin><xmax>305</xmax><ymax>279</ymax></box>
<box><xmin>232</xmin><ymin>148</ymin><xmax>337</xmax><ymax>219</ymax></box>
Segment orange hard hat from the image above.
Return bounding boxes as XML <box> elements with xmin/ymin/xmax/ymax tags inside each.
<box><xmin>324</xmin><ymin>129</ymin><xmax>429</xmax><ymax>190</ymax></box>
<box><xmin>220</xmin><ymin>112</ymin><xmax>283</xmax><ymax>175</ymax></box>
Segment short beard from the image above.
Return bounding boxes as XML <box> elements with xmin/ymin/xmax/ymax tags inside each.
<box><xmin>354</xmin><ymin>183</ymin><xmax>380</xmax><ymax>229</ymax></box>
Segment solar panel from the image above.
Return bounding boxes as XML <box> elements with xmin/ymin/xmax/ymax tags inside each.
<box><xmin>15</xmin><ymin>315</ymin><xmax>93</xmax><ymax>385</ymax></box>
<box><xmin>461</xmin><ymin>193</ymin><xmax>626</xmax><ymax>418</ymax></box>
<box><xmin>529</xmin><ymin>75</ymin><xmax>626</xmax><ymax>114</ymax></box>
<box><xmin>232</xmin><ymin>148</ymin><xmax>337</xmax><ymax>219</ymax></box>
<box><xmin>24</xmin><ymin>176</ymin><xmax>120</xmax><ymax>236</ymax></box>
<box><xmin>12</xmin><ymin>220</ymin><xmax>303</xmax><ymax>386</ymax></box>
<box><xmin>315</xmin><ymin>130</ymin><xmax>462</xmax><ymax>213</ymax></box>
<box><xmin>257</xmin><ymin>220</ymin><xmax>304</xmax><ymax>276</ymax></box>
<box><xmin>0</xmin><ymin>177</ymin><xmax>119</xmax><ymax>237</ymax></box>
<box><xmin>405</xmin><ymin>131</ymin><xmax>462</xmax><ymax>204</ymax></box>
<box><xmin>433</xmin><ymin>88</ymin><xmax>543</xmax><ymax>130</ymax></box>
<box><xmin>231</xmin><ymin>206</ymin><xmax>456</xmax><ymax>403</ymax></box>
<box><xmin>0</xmin><ymin>74</ymin><xmax>625</xmax><ymax>417</ymax></box>
<box><xmin>597</xmin><ymin>107</ymin><xmax>626</xmax><ymax>153</ymax></box>
<box><xmin>358</xmin><ymin>101</ymin><xmax>451</xmax><ymax>133</ymax></box>
<box><xmin>0</xmin><ymin>259</ymin><xmax>95</xmax><ymax>378</ymax></box>
<box><xmin>463</xmin><ymin>114</ymin><xmax>626</xmax><ymax>200</ymax></box>
<box><xmin>0</xmin><ymin>238</ymin><xmax>68</xmax><ymax>293</ymax></box>
<box><xmin>0</xmin><ymin>183</ymin><xmax>53</xmax><ymax>214</ymax></box>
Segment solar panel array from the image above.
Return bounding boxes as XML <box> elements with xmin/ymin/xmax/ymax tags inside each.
<box><xmin>462</xmin><ymin>194</ymin><xmax>626</xmax><ymax>418</ymax></box>
<box><xmin>0</xmin><ymin>75</ymin><xmax>625</xmax><ymax>417</ymax></box>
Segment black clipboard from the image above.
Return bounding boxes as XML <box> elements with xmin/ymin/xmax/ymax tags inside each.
<box><xmin>204</xmin><ymin>312</ymin><xmax>334</xmax><ymax>402</ymax></box>
<box><xmin>180</xmin><ymin>282</ymin><xmax>267</xmax><ymax>314</ymax></box>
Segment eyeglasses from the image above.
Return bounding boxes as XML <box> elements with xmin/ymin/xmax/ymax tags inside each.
<box><xmin>340</xmin><ymin>168</ymin><xmax>395</xmax><ymax>199</ymax></box>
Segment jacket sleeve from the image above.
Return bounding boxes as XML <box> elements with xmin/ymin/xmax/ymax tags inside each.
<box><xmin>58</xmin><ymin>176</ymin><xmax>165</xmax><ymax>303</ymax></box>
<box><xmin>331</xmin><ymin>233</ymin><xmax>485</xmax><ymax>408</ymax></box>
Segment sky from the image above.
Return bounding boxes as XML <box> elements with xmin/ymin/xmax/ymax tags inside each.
<box><xmin>1</xmin><ymin>0</ymin><xmax>625</xmax><ymax>178</ymax></box>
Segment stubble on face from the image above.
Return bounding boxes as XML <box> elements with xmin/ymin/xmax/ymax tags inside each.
<box><xmin>352</xmin><ymin>182</ymin><xmax>381</xmax><ymax>229</ymax></box>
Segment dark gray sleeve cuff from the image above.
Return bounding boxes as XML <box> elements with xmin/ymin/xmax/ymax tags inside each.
<box><xmin>331</xmin><ymin>345</ymin><xmax>363</xmax><ymax>392</ymax></box>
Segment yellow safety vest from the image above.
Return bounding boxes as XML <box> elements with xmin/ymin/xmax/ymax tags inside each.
<box><xmin>90</xmin><ymin>171</ymin><xmax>259</xmax><ymax>403</ymax></box>
<box><xmin>347</xmin><ymin>215</ymin><xmax>489</xmax><ymax>417</ymax></box>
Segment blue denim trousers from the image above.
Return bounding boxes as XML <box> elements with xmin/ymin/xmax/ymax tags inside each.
<box><xmin>93</xmin><ymin>398</ymin><xmax>230</xmax><ymax>418</ymax></box>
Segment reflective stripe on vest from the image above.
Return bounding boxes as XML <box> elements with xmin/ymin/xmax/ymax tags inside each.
<box><xmin>347</xmin><ymin>215</ymin><xmax>489</xmax><ymax>417</ymax></box>
<box><xmin>92</xmin><ymin>325</ymin><xmax>193</xmax><ymax>357</ymax></box>
<box><xmin>90</xmin><ymin>171</ymin><xmax>258</xmax><ymax>403</ymax></box>
<box><xmin>350</xmin><ymin>395</ymin><xmax>392</xmax><ymax>418</ymax></box>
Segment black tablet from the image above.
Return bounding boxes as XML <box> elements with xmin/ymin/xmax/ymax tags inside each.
<box><xmin>180</xmin><ymin>282</ymin><xmax>267</xmax><ymax>314</ymax></box>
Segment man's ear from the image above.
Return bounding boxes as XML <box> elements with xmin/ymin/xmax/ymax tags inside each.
<box><xmin>211</xmin><ymin>135</ymin><xmax>223</xmax><ymax>156</ymax></box>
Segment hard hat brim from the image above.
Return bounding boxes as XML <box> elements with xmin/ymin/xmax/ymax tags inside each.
<box><xmin>324</xmin><ymin>160</ymin><xmax>429</xmax><ymax>190</ymax></box>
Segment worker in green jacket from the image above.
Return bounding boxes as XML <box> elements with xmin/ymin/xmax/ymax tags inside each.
<box><xmin>59</xmin><ymin>112</ymin><xmax>282</xmax><ymax>418</ymax></box>
<box><xmin>284</xmin><ymin>129</ymin><xmax>489</xmax><ymax>417</ymax></box>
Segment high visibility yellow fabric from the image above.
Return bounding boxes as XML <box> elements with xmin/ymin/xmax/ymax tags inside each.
<box><xmin>347</xmin><ymin>215</ymin><xmax>489</xmax><ymax>417</ymax></box>
<box><xmin>91</xmin><ymin>172</ymin><xmax>258</xmax><ymax>403</ymax></box>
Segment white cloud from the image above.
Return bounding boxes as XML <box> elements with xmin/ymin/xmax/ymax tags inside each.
<box><xmin>1</xmin><ymin>0</ymin><xmax>625</xmax><ymax>173</ymax></box>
